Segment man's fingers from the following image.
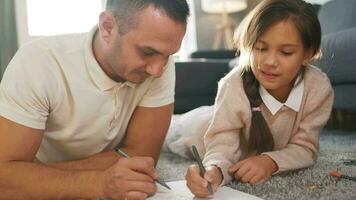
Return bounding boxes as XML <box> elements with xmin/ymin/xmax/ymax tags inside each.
<box><xmin>117</xmin><ymin>157</ymin><xmax>157</xmax><ymax>179</ymax></box>
<box><xmin>123</xmin><ymin>169</ymin><xmax>155</xmax><ymax>183</ymax></box>
<box><xmin>125</xmin><ymin>181</ymin><xmax>157</xmax><ymax>195</ymax></box>
<box><xmin>125</xmin><ymin>191</ymin><xmax>148</xmax><ymax>200</ymax></box>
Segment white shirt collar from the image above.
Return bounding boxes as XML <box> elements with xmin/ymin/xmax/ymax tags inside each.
<box><xmin>259</xmin><ymin>75</ymin><xmax>304</xmax><ymax>115</ymax></box>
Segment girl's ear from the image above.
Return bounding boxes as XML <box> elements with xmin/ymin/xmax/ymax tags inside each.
<box><xmin>98</xmin><ymin>11</ymin><xmax>118</xmax><ymax>44</ymax></box>
<box><xmin>302</xmin><ymin>49</ymin><xmax>314</xmax><ymax>65</ymax></box>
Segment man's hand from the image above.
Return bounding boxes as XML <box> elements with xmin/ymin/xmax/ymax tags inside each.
<box><xmin>101</xmin><ymin>156</ymin><xmax>158</xmax><ymax>200</ymax></box>
<box><xmin>228</xmin><ymin>155</ymin><xmax>278</xmax><ymax>184</ymax></box>
<box><xmin>185</xmin><ymin>165</ymin><xmax>222</xmax><ymax>198</ymax></box>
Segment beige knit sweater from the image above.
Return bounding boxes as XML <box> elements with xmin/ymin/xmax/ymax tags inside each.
<box><xmin>201</xmin><ymin>65</ymin><xmax>334</xmax><ymax>185</ymax></box>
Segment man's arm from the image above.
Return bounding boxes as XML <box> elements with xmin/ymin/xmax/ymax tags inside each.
<box><xmin>120</xmin><ymin>104</ymin><xmax>174</xmax><ymax>164</ymax></box>
<box><xmin>0</xmin><ymin>116</ymin><xmax>158</xmax><ymax>199</ymax></box>
<box><xmin>0</xmin><ymin>116</ymin><xmax>103</xmax><ymax>199</ymax></box>
<box><xmin>46</xmin><ymin>150</ymin><xmax>119</xmax><ymax>170</ymax></box>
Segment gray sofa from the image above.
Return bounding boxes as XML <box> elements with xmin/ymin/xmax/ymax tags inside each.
<box><xmin>313</xmin><ymin>0</ymin><xmax>356</xmax><ymax>111</ymax></box>
<box><xmin>174</xmin><ymin>59</ymin><xmax>230</xmax><ymax>114</ymax></box>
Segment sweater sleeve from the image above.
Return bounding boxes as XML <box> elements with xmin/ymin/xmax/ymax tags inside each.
<box><xmin>262</xmin><ymin>78</ymin><xmax>334</xmax><ymax>174</ymax></box>
<box><xmin>202</xmin><ymin>79</ymin><xmax>250</xmax><ymax>185</ymax></box>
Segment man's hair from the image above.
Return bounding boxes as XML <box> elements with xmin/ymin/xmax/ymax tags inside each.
<box><xmin>106</xmin><ymin>0</ymin><xmax>190</xmax><ymax>35</ymax></box>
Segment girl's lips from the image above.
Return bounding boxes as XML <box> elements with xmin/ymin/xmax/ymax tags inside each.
<box><xmin>261</xmin><ymin>70</ymin><xmax>279</xmax><ymax>80</ymax></box>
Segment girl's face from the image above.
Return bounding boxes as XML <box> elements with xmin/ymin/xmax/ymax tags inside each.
<box><xmin>251</xmin><ymin>19</ymin><xmax>312</xmax><ymax>102</ymax></box>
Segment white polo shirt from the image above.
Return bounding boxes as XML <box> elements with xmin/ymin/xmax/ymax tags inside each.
<box><xmin>0</xmin><ymin>27</ymin><xmax>175</xmax><ymax>163</ymax></box>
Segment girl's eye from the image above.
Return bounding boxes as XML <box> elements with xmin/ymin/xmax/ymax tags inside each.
<box><xmin>281</xmin><ymin>51</ymin><xmax>293</xmax><ymax>56</ymax></box>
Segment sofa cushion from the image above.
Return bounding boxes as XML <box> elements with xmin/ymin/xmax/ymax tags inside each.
<box><xmin>314</xmin><ymin>27</ymin><xmax>356</xmax><ymax>84</ymax></box>
<box><xmin>333</xmin><ymin>84</ymin><xmax>356</xmax><ymax>111</ymax></box>
<box><xmin>189</xmin><ymin>50</ymin><xmax>236</xmax><ymax>59</ymax></box>
<box><xmin>174</xmin><ymin>60</ymin><xmax>230</xmax><ymax>113</ymax></box>
<box><xmin>318</xmin><ymin>0</ymin><xmax>356</xmax><ymax>35</ymax></box>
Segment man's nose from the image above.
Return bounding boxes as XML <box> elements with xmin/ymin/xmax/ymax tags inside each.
<box><xmin>146</xmin><ymin>60</ymin><xmax>167</xmax><ymax>78</ymax></box>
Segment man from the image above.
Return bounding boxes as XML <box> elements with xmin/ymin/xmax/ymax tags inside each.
<box><xmin>0</xmin><ymin>0</ymin><xmax>189</xmax><ymax>199</ymax></box>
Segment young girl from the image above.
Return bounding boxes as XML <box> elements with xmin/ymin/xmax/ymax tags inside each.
<box><xmin>184</xmin><ymin>0</ymin><xmax>334</xmax><ymax>197</ymax></box>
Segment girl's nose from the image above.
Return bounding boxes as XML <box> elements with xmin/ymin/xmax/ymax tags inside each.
<box><xmin>264</xmin><ymin>52</ymin><xmax>278</xmax><ymax>67</ymax></box>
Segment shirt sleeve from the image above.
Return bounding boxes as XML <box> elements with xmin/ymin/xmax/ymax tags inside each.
<box><xmin>202</xmin><ymin>78</ymin><xmax>250</xmax><ymax>185</ymax></box>
<box><xmin>0</xmin><ymin>45</ymin><xmax>57</xmax><ymax>130</ymax></box>
<box><xmin>262</xmin><ymin>78</ymin><xmax>334</xmax><ymax>174</ymax></box>
<box><xmin>138</xmin><ymin>56</ymin><xmax>175</xmax><ymax>107</ymax></box>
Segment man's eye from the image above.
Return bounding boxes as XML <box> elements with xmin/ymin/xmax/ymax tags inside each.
<box><xmin>141</xmin><ymin>49</ymin><xmax>155</xmax><ymax>56</ymax></box>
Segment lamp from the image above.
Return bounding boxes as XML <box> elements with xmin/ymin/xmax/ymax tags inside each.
<box><xmin>201</xmin><ymin>0</ymin><xmax>247</xmax><ymax>49</ymax></box>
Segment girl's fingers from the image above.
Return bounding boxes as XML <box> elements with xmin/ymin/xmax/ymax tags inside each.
<box><xmin>234</xmin><ymin>163</ymin><xmax>251</xmax><ymax>180</ymax></box>
<box><xmin>186</xmin><ymin>177</ymin><xmax>210</xmax><ymax>198</ymax></box>
<box><xmin>240</xmin><ymin>169</ymin><xmax>255</xmax><ymax>183</ymax></box>
<box><xmin>186</xmin><ymin>165</ymin><xmax>211</xmax><ymax>198</ymax></box>
<box><xmin>186</xmin><ymin>165</ymin><xmax>208</xmax><ymax>186</ymax></box>
<box><xmin>257</xmin><ymin>177</ymin><xmax>270</xmax><ymax>184</ymax></box>
<box><xmin>204</xmin><ymin>167</ymin><xmax>221</xmax><ymax>191</ymax></box>
<box><xmin>249</xmin><ymin>174</ymin><xmax>264</xmax><ymax>184</ymax></box>
<box><xmin>228</xmin><ymin>160</ymin><xmax>244</xmax><ymax>173</ymax></box>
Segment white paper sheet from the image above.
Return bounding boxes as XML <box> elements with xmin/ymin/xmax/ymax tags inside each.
<box><xmin>148</xmin><ymin>180</ymin><xmax>263</xmax><ymax>200</ymax></box>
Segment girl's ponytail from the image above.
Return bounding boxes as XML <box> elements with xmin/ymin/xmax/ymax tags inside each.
<box><xmin>242</xmin><ymin>69</ymin><xmax>274</xmax><ymax>154</ymax></box>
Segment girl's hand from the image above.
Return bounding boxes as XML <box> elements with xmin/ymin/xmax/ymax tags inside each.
<box><xmin>228</xmin><ymin>155</ymin><xmax>278</xmax><ymax>184</ymax></box>
<box><xmin>185</xmin><ymin>164</ymin><xmax>223</xmax><ymax>198</ymax></box>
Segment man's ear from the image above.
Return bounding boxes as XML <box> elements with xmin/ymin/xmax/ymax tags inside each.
<box><xmin>98</xmin><ymin>11</ymin><xmax>117</xmax><ymax>43</ymax></box>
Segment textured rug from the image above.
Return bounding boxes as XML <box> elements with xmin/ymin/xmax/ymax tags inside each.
<box><xmin>157</xmin><ymin>130</ymin><xmax>356</xmax><ymax>200</ymax></box>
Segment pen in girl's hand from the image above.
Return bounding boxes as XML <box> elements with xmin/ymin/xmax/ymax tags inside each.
<box><xmin>191</xmin><ymin>145</ymin><xmax>214</xmax><ymax>195</ymax></box>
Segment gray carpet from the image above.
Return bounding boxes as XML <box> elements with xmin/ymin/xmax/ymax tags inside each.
<box><xmin>156</xmin><ymin>130</ymin><xmax>356</xmax><ymax>200</ymax></box>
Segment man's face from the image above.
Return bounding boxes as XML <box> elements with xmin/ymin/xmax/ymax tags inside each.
<box><xmin>101</xmin><ymin>6</ymin><xmax>186</xmax><ymax>83</ymax></box>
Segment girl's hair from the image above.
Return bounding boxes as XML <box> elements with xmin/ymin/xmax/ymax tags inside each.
<box><xmin>235</xmin><ymin>0</ymin><xmax>321</xmax><ymax>154</ymax></box>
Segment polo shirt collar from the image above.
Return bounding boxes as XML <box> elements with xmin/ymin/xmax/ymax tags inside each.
<box><xmin>259</xmin><ymin>75</ymin><xmax>304</xmax><ymax>115</ymax></box>
<box><xmin>84</xmin><ymin>26</ymin><xmax>136</xmax><ymax>91</ymax></box>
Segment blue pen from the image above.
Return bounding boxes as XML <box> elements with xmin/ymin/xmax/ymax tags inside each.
<box><xmin>191</xmin><ymin>145</ymin><xmax>214</xmax><ymax>195</ymax></box>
